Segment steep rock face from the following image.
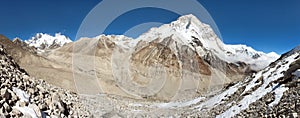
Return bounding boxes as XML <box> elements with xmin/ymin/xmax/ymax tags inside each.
<box><xmin>0</xmin><ymin>44</ymin><xmax>90</xmax><ymax>117</ymax></box>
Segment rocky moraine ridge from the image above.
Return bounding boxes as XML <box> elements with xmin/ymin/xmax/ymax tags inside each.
<box><xmin>0</xmin><ymin>44</ymin><xmax>90</xmax><ymax>117</ymax></box>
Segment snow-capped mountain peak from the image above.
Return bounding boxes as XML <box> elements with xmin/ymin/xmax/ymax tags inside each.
<box><xmin>224</xmin><ymin>44</ymin><xmax>280</xmax><ymax>70</ymax></box>
<box><xmin>135</xmin><ymin>14</ymin><xmax>279</xmax><ymax>71</ymax></box>
<box><xmin>12</xmin><ymin>37</ymin><xmax>23</xmax><ymax>42</ymax></box>
<box><xmin>137</xmin><ymin>14</ymin><xmax>226</xmax><ymax>57</ymax></box>
<box><xmin>25</xmin><ymin>33</ymin><xmax>72</xmax><ymax>50</ymax></box>
<box><xmin>170</xmin><ymin>14</ymin><xmax>207</xmax><ymax>31</ymax></box>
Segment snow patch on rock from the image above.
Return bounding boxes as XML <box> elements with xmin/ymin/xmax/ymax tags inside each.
<box><xmin>292</xmin><ymin>69</ymin><xmax>300</xmax><ymax>77</ymax></box>
<box><xmin>12</xmin><ymin>87</ymin><xmax>30</xmax><ymax>102</ymax></box>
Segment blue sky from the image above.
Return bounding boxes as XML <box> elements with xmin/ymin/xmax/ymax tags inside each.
<box><xmin>0</xmin><ymin>0</ymin><xmax>299</xmax><ymax>54</ymax></box>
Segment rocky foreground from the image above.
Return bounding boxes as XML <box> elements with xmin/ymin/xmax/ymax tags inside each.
<box><xmin>0</xmin><ymin>44</ymin><xmax>90</xmax><ymax>117</ymax></box>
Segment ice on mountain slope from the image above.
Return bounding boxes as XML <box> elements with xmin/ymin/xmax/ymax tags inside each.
<box><xmin>194</xmin><ymin>83</ymin><xmax>240</xmax><ymax>109</ymax></box>
<box><xmin>134</xmin><ymin>14</ymin><xmax>279</xmax><ymax>71</ymax></box>
<box><xmin>268</xmin><ymin>86</ymin><xmax>289</xmax><ymax>107</ymax></box>
<box><xmin>25</xmin><ymin>33</ymin><xmax>72</xmax><ymax>50</ymax></box>
<box><xmin>216</xmin><ymin>52</ymin><xmax>299</xmax><ymax>117</ymax></box>
<box><xmin>153</xmin><ymin>97</ymin><xmax>205</xmax><ymax>108</ymax></box>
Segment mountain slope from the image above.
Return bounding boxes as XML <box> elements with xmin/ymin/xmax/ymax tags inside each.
<box><xmin>0</xmin><ymin>44</ymin><xmax>89</xmax><ymax>117</ymax></box>
<box><xmin>181</xmin><ymin>45</ymin><xmax>300</xmax><ymax>117</ymax></box>
<box><xmin>0</xmin><ymin>35</ymin><xmax>76</xmax><ymax>91</ymax></box>
<box><xmin>70</xmin><ymin>45</ymin><xmax>298</xmax><ymax>117</ymax></box>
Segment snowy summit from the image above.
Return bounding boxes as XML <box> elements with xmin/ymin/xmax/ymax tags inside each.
<box><xmin>25</xmin><ymin>33</ymin><xmax>72</xmax><ymax>51</ymax></box>
<box><xmin>135</xmin><ymin>14</ymin><xmax>279</xmax><ymax>70</ymax></box>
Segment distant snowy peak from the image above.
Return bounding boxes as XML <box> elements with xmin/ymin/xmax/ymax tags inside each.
<box><xmin>12</xmin><ymin>37</ymin><xmax>23</xmax><ymax>42</ymax></box>
<box><xmin>25</xmin><ymin>33</ymin><xmax>72</xmax><ymax>50</ymax></box>
<box><xmin>225</xmin><ymin>45</ymin><xmax>262</xmax><ymax>58</ymax></box>
<box><xmin>224</xmin><ymin>44</ymin><xmax>280</xmax><ymax>70</ymax></box>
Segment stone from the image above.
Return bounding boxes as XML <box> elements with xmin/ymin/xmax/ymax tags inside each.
<box><xmin>3</xmin><ymin>102</ymin><xmax>12</xmax><ymax>112</ymax></box>
<box><xmin>27</xmin><ymin>88</ymin><xmax>35</xmax><ymax>94</ymax></box>
<box><xmin>7</xmin><ymin>89</ymin><xmax>18</xmax><ymax>101</ymax></box>
<box><xmin>16</xmin><ymin>101</ymin><xmax>27</xmax><ymax>107</ymax></box>
<box><xmin>52</xmin><ymin>93</ymin><xmax>61</xmax><ymax>102</ymax></box>
<box><xmin>36</xmin><ymin>85</ymin><xmax>45</xmax><ymax>93</ymax></box>
<box><xmin>1</xmin><ymin>88</ymin><xmax>11</xmax><ymax>100</ymax></box>
<box><xmin>10</xmin><ymin>108</ymin><xmax>23</xmax><ymax>117</ymax></box>
<box><xmin>0</xmin><ymin>99</ymin><xmax>5</xmax><ymax>105</ymax></box>
<box><xmin>292</xmin><ymin>113</ymin><xmax>298</xmax><ymax>118</ymax></box>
